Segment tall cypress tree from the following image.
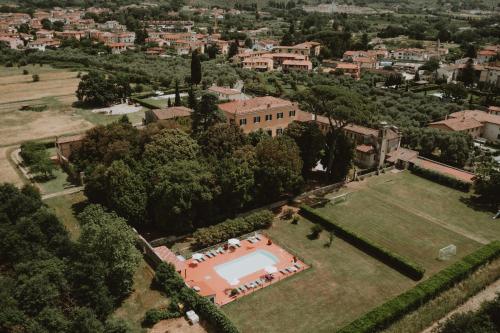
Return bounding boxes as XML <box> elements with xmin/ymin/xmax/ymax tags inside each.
<box><xmin>174</xmin><ymin>81</ymin><xmax>181</xmax><ymax>106</ymax></box>
<box><xmin>188</xmin><ymin>85</ymin><xmax>197</xmax><ymax>110</ymax></box>
<box><xmin>191</xmin><ymin>50</ymin><xmax>202</xmax><ymax>85</ymax></box>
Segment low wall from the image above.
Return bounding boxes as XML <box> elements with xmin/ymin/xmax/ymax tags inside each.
<box><xmin>134</xmin><ymin>228</ymin><xmax>163</xmax><ymax>268</ymax></box>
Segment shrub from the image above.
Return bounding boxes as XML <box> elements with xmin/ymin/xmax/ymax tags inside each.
<box><xmin>310</xmin><ymin>224</ymin><xmax>323</xmax><ymax>239</ymax></box>
<box><xmin>410</xmin><ymin>164</ymin><xmax>471</xmax><ymax>192</ymax></box>
<box><xmin>193</xmin><ymin>210</ymin><xmax>274</xmax><ymax>248</ymax></box>
<box><xmin>22</xmin><ymin>69</ymin><xmax>29</xmax><ymax>75</ymax></box>
<box><xmin>300</xmin><ymin>205</ymin><xmax>425</xmax><ymax>280</ymax></box>
<box><xmin>281</xmin><ymin>208</ymin><xmax>294</xmax><ymax>220</ymax></box>
<box><xmin>142</xmin><ymin>308</ymin><xmax>181</xmax><ymax>327</ymax></box>
<box><xmin>338</xmin><ymin>241</ymin><xmax>500</xmax><ymax>333</ymax></box>
<box><xmin>32</xmin><ymin>74</ymin><xmax>40</xmax><ymax>82</ymax></box>
<box><xmin>292</xmin><ymin>215</ymin><xmax>299</xmax><ymax>224</ymax></box>
<box><xmin>150</xmin><ymin>263</ymin><xmax>239</xmax><ymax>333</ymax></box>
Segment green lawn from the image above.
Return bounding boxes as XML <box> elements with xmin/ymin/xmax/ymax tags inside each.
<box><xmin>223</xmin><ymin>216</ymin><xmax>416</xmax><ymax>332</ymax></box>
<box><xmin>224</xmin><ymin>171</ymin><xmax>500</xmax><ymax>332</ymax></box>
<box><xmin>315</xmin><ymin>171</ymin><xmax>499</xmax><ymax>274</ymax></box>
<box><xmin>113</xmin><ymin>260</ymin><xmax>170</xmax><ymax>333</ymax></box>
<box><xmin>74</xmin><ymin>108</ymin><xmax>146</xmax><ymax>126</ymax></box>
<box><xmin>44</xmin><ymin>191</ymin><xmax>86</xmax><ymax>240</ymax></box>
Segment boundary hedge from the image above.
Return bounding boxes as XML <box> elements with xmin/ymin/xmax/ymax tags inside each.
<box><xmin>152</xmin><ymin>262</ymin><xmax>239</xmax><ymax>333</ymax></box>
<box><xmin>193</xmin><ymin>210</ymin><xmax>274</xmax><ymax>249</ymax></box>
<box><xmin>299</xmin><ymin>205</ymin><xmax>425</xmax><ymax>280</ymax></box>
<box><xmin>410</xmin><ymin>164</ymin><xmax>472</xmax><ymax>192</ymax></box>
<box><xmin>131</xmin><ymin>97</ymin><xmax>161</xmax><ymax>109</ymax></box>
<box><xmin>337</xmin><ymin>241</ymin><xmax>500</xmax><ymax>333</ymax></box>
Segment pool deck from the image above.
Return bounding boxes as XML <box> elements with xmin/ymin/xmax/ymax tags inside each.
<box><xmin>181</xmin><ymin>235</ymin><xmax>308</xmax><ymax>306</ymax></box>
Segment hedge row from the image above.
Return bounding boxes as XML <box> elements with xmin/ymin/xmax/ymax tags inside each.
<box><xmin>338</xmin><ymin>241</ymin><xmax>500</xmax><ymax>333</ymax></box>
<box><xmin>193</xmin><ymin>210</ymin><xmax>274</xmax><ymax>248</ymax></box>
<box><xmin>130</xmin><ymin>97</ymin><xmax>161</xmax><ymax>109</ymax></box>
<box><xmin>410</xmin><ymin>164</ymin><xmax>472</xmax><ymax>192</ymax></box>
<box><xmin>153</xmin><ymin>262</ymin><xmax>239</xmax><ymax>333</ymax></box>
<box><xmin>299</xmin><ymin>205</ymin><xmax>425</xmax><ymax>280</ymax></box>
<box><xmin>142</xmin><ymin>308</ymin><xmax>181</xmax><ymax>327</ymax></box>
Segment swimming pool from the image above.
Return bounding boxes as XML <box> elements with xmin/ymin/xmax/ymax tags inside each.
<box><xmin>214</xmin><ymin>249</ymin><xmax>279</xmax><ymax>283</ymax></box>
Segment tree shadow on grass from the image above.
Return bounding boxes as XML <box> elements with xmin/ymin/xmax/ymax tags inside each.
<box><xmin>459</xmin><ymin>195</ymin><xmax>497</xmax><ymax>214</ymax></box>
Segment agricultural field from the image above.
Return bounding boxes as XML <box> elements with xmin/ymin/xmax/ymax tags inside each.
<box><xmin>223</xmin><ymin>171</ymin><xmax>500</xmax><ymax>332</ymax></box>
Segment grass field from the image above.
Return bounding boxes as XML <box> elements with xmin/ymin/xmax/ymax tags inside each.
<box><xmin>223</xmin><ymin>216</ymin><xmax>416</xmax><ymax>332</ymax></box>
<box><xmin>44</xmin><ymin>191</ymin><xmax>86</xmax><ymax>240</ymax></box>
<box><xmin>316</xmin><ymin>172</ymin><xmax>499</xmax><ymax>274</ymax></box>
<box><xmin>223</xmin><ymin>171</ymin><xmax>500</xmax><ymax>332</ymax></box>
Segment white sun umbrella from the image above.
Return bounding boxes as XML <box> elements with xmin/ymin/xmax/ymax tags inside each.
<box><xmin>192</xmin><ymin>253</ymin><xmax>203</xmax><ymax>260</ymax></box>
<box><xmin>228</xmin><ymin>238</ymin><xmax>240</xmax><ymax>246</ymax></box>
<box><xmin>265</xmin><ymin>266</ymin><xmax>278</xmax><ymax>274</ymax></box>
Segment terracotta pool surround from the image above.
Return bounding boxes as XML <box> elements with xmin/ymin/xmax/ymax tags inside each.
<box><xmin>181</xmin><ymin>234</ymin><xmax>308</xmax><ymax>306</ymax></box>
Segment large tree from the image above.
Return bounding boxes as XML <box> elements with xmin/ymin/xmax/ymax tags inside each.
<box><xmin>150</xmin><ymin>160</ymin><xmax>218</xmax><ymax>232</ymax></box>
<box><xmin>255</xmin><ymin>135</ymin><xmax>303</xmax><ymax>201</ymax></box>
<box><xmin>296</xmin><ymin>85</ymin><xmax>365</xmax><ymax>179</ymax></box>
<box><xmin>197</xmin><ymin>123</ymin><xmax>247</xmax><ymax>159</ymax></box>
<box><xmin>191</xmin><ymin>93</ymin><xmax>225</xmax><ymax>134</ymax></box>
<box><xmin>285</xmin><ymin>121</ymin><xmax>325</xmax><ymax>176</ymax></box>
<box><xmin>190</xmin><ymin>50</ymin><xmax>202</xmax><ymax>85</ymax></box>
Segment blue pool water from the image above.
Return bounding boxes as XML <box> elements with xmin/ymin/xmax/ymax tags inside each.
<box><xmin>214</xmin><ymin>249</ymin><xmax>279</xmax><ymax>283</ymax></box>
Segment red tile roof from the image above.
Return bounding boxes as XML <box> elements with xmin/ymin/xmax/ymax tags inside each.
<box><xmin>356</xmin><ymin>144</ymin><xmax>374</xmax><ymax>153</ymax></box>
<box><xmin>152</xmin><ymin>106</ymin><xmax>193</xmax><ymax>120</ymax></box>
<box><xmin>218</xmin><ymin>96</ymin><xmax>295</xmax><ymax>115</ymax></box>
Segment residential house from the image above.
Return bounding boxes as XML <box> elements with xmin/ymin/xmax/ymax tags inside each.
<box><xmin>208</xmin><ymin>86</ymin><xmax>248</xmax><ymax>101</ymax></box>
<box><xmin>273</xmin><ymin>41</ymin><xmax>321</xmax><ymax>57</ymax></box>
<box><xmin>0</xmin><ymin>35</ymin><xmax>23</xmax><ymax>49</ymax></box>
<box><xmin>242</xmin><ymin>57</ymin><xmax>274</xmax><ymax>72</ymax></box>
<box><xmin>390</xmin><ymin>48</ymin><xmax>430</xmax><ymax>62</ymax></box>
<box><xmin>479</xmin><ymin>65</ymin><xmax>500</xmax><ymax>87</ymax></box>
<box><xmin>322</xmin><ymin>61</ymin><xmax>361</xmax><ymax>80</ymax></box>
<box><xmin>219</xmin><ymin>96</ymin><xmax>301</xmax><ymax>137</ymax></box>
<box><xmin>108</xmin><ymin>42</ymin><xmax>127</xmax><ymax>54</ymax></box>
<box><xmin>282</xmin><ymin>59</ymin><xmax>313</xmax><ymax>71</ymax></box>
<box><xmin>27</xmin><ymin>38</ymin><xmax>60</xmax><ymax>51</ymax></box>
<box><xmin>144</xmin><ymin>106</ymin><xmax>193</xmax><ymax>124</ymax></box>
<box><xmin>477</xmin><ymin>49</ymin><xmax>497</xmax><ymax>64</ymax></box>
<box><xmin>55</xmin><ymin>134</ymin><xmax>85</xmax><ymax>164</ymax></box>
<box><xmin>429</xmin><ymin>110</ymin><xmax>500</xmax><ymax>142</ymax></box>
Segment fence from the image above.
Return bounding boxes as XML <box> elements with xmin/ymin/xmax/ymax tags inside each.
<box><xmin>134</xmin><ymin>228</ymin><xmax>163</xmax><ymax>268</ymax></box>
<box><xmin>356</xmin><ymin>165</ymin><xmax>395</xmax><ymax>181</ymax></box>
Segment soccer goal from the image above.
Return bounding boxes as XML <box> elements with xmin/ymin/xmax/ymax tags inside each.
<box><xmin>330</xmin><ymin>192</ymin><xmax>349</xmax><ymax>205</ymax></box>
<box><xmin>438</xmin><ymin>244</ymin><xmax>457</xmax><ymax>261</ymax></box>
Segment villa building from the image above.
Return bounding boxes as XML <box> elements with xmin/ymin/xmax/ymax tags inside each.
<box><xmin>429</xmin><ymin>110</ymin><xmax>500</xmax><ymax>142</ymax></box>
<box><xmin>219</xmin><ymin>96</ymin><xmax>301</xmax><ymax>137</ymax></box>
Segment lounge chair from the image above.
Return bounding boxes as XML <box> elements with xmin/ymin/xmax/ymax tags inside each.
<box><xmin>205</xmin><ymin>252</ymin><xmax>212</xmax><ymax>258</ymax></box>
<box><xmin>235</xmin><ymin>243</ymin><xmax>241</xmax><ymax>247</ymax></box>
<box><xmin>210</xmin><ymin>250</ymin><xmax>217</xmax><ymax>256</ymax></box>
<box><xmin>255</xmin><ymin>235</ymin><xmax>262</xmax><ymax>241</ymax></box>
<box><xmin>255</xmin><ymin>280</ymin><xmax>262</xmax><ymax>286</ymax></box>
<box><xmin>280</xmin><ymin>269</ymin><xmax>287</xmax><ymax>275</ymax></box>
<box><xmin>240</xmin><ymin>285</ymin><xmax>247</xmax><ymax>291</ymax></box>
<box><xmin>285</xmin><ymin>267</ymin><xmax>293</xmax><ymax>273</ymax></box>
<box><xmin>294</xmin><ymin>263</ymin><xmax>302</xmax><ymax>269</ymax></box>
<box><xmin>290</xmin><ymin>266</ymin><xmax>298</xmax><ymax>272</ymax></box>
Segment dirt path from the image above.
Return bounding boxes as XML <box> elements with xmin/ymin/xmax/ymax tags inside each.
<box><xmin>421</xmin><ymin>279</ymin><xmax>500</xmax><ymax>333</ymax></box>
<box><xmin>0</xmin><ymin>146</ymin><xmax>25</xmax><ymax>186</ymax></box>
<box><xmin>149</xmin><ymin>317</ymin><xmax>208</xmax><ymax>333</ymax></box>
<box><xmin>42</xmin><ymin>186</ymin><xmax>84</xmax><ymax>200</ymax></box>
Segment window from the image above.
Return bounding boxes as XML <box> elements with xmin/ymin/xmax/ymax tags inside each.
<box><xmin>266</xmin><ymin>130</ymin><xmax>272</xmax><ymax>136</ymax></box>
<box><xmin>277</xmin><ymin>112</ymin><xmax>284</xmax><ymax>119</ymax></box>
<box><xmin>276</xmin><ymin>128</ymin><xmax>283</xmax><ymax>135</ymax></box>
<box><xmin>253</xmin><ymin>116</ymin><xmax>261</xmax><ymax>123</ymax></box>
<box><xmin>265</xmin><ymin>114</ymin><xmax>273</xmax><ymax>121</ymax></box>
<box><xmin>239</xmin><ymin>118</ymin><xmax>247</xmax><ymax>125</ymax></box>
<box><xmin>289</xmin><ymin>110</ymin><xmax>296</xmax><ymax>117</ymax></box>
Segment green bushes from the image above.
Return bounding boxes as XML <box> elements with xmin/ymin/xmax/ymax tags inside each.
<box><xmin>151</xmin><ymin>263</ymin><xmax>239</xmax><ymax>333</ymax></box>
<box><xmin>410</xmin><ymin>164</ymin><xmax>472</xmax><ymax>192</ymax></box>
<box><xmin>338</xmin><ymin>241</ymin><xmax>500</xmax><ymax>333</ymax></box>
<box><xmin>299</xmin><ymin>205</ymin><xmax>425</xmax><ymax>280</ymax></box>
<box><xmin>131</xmin><ymin>97</ymin><xmax>161</xmax><ymax>109</ymax></box>
<box><xmin>193</xmin><ymin>210</ymin><xmax>274</xmax><ymax>248</ymax></box>
<box><xmin>142</xmin><ymin>308</ymin><xmax>181</xmax><ymax>327</ymax></box>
